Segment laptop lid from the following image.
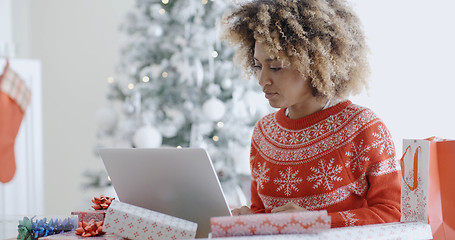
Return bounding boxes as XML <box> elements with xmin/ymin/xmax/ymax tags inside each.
<box><xmin>99</xmin><ymin>148</ymin><xmax>232</xmax><ymax>238</ymax></box>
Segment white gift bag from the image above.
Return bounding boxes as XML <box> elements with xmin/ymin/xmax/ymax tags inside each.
<box><xmin>400</xmin><ymin>138</ymin><xmax>455</xmax><ymax>239</ymax></box>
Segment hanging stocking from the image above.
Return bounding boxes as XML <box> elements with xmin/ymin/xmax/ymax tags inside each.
<box><xmin>0</xmin><ymin>60</ymin><xmax>31</xmax><ymax>183</ymax></box>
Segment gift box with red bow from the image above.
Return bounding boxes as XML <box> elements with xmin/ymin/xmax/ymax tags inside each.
<box><xmin>71</xmin><ymin>196</ymin><xmax>115</xmax><ymax>222</ymax></box>
<box><xmin>38</xmin><ymin>230</ymin><xmax>123</xmax><ymax>239</ymax></box>
<box><xmin>210</xmin><ymin>210</ymin><xmax>331</xmax><ymax>238</ymax></box>
<box><xmin>103</xmin><ymin>200</ymin><xmax>198</xmax><ymax>240</ymax></box>
<box><xmin>71</xmin><ymin>210</ymin><xmax>107</xmax><ymax>223</ymax></box>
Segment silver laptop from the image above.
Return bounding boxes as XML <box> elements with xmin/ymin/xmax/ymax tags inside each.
<box><xmin>99</xmin><ymin>148</ymin><xmax>232</xmax><ymax>238</ymax></box>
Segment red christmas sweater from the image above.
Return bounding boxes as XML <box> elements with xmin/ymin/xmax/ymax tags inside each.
<box><xmin>249</xmin><ymin>100</ymin><xmax>401</xmax><ymax>228</ymax></box>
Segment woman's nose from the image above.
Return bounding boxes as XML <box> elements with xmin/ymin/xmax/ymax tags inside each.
<box><xmin>258</xmin><ymin>70</ymin><xmax>271</xmax><ymax>87</ymax></box>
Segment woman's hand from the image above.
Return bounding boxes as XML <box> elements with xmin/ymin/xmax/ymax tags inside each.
<box><xmin>231</xmin><ymin>206</ymin><xmax>255</xmax><ymax>216</ymax></box>
<box><xmin>271</xmin><ymin>202</ymin><xmax>307</xmax><ymax>213</ymax></box>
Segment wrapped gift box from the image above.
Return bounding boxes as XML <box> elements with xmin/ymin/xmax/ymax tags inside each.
<box><xmin>38</xmin><ymin>231</ymin><xmax>123</xmax><ymax>240</ymax></box>
<box><xmin>199</xmin><ymin>222</ymin><xmax>431</xmax><ymax>240</ymax></box>
<box><xmin>210</xmin><ymin>210</ymin><xmax>331</xmax><ymax>238</ymax></box>
<box><xmin>322</xmin><ymin>221</ymin><xmax>432</xmax><ymax>240</ymax></box>
<box><xmin>71</xmin><ymin>210</ymin><xmax>106</xmax><ymax>222</ymax></box>
<box><xmin>103</xmin><ymin>200</ymin><xmax>197</xmax><ymax>240</ymax></box>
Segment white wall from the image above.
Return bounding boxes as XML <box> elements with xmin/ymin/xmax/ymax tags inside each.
<box><xmin>0</xmin><ymin>0</ymin><xmax>14</xmax><ymax>56</ymax></box>
<box><xmin>0</xmin><ymin>0</ymin><xmax>12</xmax><ymax>42</ymax></box>
<box><xmin>350</xmin><ymin>0</ymin><xmax>455</xmax><ymax>154</ymax></box>
<box><xmin>9</xmin><ymin>0</ymin><xmax>455</xmax><ymax>215</ymax></box>
<box><xmin>11</xmin><ymin>0</ymin><xmax>31</xmax><ymax>58</ymax></box>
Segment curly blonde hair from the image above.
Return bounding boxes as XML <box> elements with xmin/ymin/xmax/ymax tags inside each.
<box><xmin>221</xmin><ymin>0</ymin><xmax>369</xmax><ymax>99</ymax></box>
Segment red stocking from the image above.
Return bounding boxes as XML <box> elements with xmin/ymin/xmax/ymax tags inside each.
<box><xmin>0</xmin><ymin>60</ymin><xmax>31</xmax><ymax>183</ymax></box>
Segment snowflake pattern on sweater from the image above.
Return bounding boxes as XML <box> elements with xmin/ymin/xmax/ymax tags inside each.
<box><xmin>307</xmin><ymin>159</ymin><xmax>343</xmax><ymax>190</ymax></box>
<box><xmin>339</xmin><ymin>210</ymin><xmax>359</xmax><ymax>226</ymax></box>
<box><xmin>252</xmin><ymin>162</ymin><xmax>270</xmax><ymax>190</ymax></box>
<box><xmin>273</xmin><ymin>167</ymin><xmax>303</xmax><ymax>196</ymax></box>
<box><xmin>249</xmin><ymin>101</ymin><xmax>401</xmax><ymax>228</ymax></box>
<box><xmin>345</xmin><ymin>139</ymin><xmax>370</xmax><ymax>172</ymax></box>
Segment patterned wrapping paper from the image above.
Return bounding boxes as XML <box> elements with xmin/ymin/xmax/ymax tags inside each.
<box><xmin>71</xmin><ymin>210</ymin><xmax>107</xmax><ymax>223</ymax></box>
<box><xmin>320</xmin><ymin>221</ymin><xmax>433</xmax><ymax>240</ymax></box>
<box><xmin>38</xmin><ymin>231</ymin><xmax>123</xmax><ymax>240</ymax></box>
<box><xmin>210</xmin><ymin>210</ymin><xmax>331</xmax><ymax>238</ymax></box>
<box><xmin>103</xmin><ymin>200</ymin><xmax>197</xmax><ymax>240</ymax></box>
<box><xmin>201</xmin><ymin>222</ymin><xmax>432</xmax><ymax>240</ymax></box>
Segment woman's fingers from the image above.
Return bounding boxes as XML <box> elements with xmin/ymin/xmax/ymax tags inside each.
<box><xmin>231</xmin><ymin>206</ymin><xmax>254</xmax><ymax>215</ymax></box>
<box><xmin>271</xmin><ymin>202</ymin><xmax>306</xmax><ymax>213</ymax></box>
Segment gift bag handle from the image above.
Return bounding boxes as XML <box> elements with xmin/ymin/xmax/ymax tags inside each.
<box><xmin>400</xmin><ymin>146</ymin><xmax>421</xmax><ymax>191</ymax></box>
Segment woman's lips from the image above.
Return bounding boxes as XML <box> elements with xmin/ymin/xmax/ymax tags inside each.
<box><xmin>264</xmin><ymin>92</ymin><xmax>278</xmax><ymax>99</ymax></box>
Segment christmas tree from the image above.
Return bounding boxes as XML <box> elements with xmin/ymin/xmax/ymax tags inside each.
<box><xmin>96</xmin><ymin>0</ymin><xmax>271</xmax><ymax>205</ymax></box>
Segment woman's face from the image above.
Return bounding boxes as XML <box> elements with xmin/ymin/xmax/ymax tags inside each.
<box><xmin>253</xmin><ymin>42</ymin><xmax>316</xmax><ymax>114</ymax></box>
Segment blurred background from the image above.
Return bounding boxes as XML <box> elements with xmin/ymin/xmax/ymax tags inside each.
<box><xmin>1</xmin><ymin>0</ymin><xmax>454</xmax><ymax>227</ymax></box>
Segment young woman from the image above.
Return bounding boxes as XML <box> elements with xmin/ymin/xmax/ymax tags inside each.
<box><xmin>222</xmin><ymin>0</ymin><xmax>401</xmax><ymax>228</ymax></box>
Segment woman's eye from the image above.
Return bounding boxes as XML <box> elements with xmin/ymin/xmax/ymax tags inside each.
<box><xmin>270</xmin><ymin>67</ymin><xmax>282</xmax><ymax>71</ymax></box>
<box><xmin>253</xmin><ymin>65</ymin><xmax>262</xmax><ymax>70</ymax></box>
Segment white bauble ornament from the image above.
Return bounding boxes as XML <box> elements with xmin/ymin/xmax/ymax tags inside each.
<box><xmin>221</xmin><ymin>78</ymin><xmax>232</xmax><ymax>89</ymax></box>
<box><xmin>183</xmin><ymin>101</ymin><xmax>194</xmax><ymax>111</ymax></box>
<box><xmin>133</xmin><ymin>125</ymin><xmax>162</xmax><ymax>148</ymax></box>
<box><xmin>122</xmin><ymin>102</ymin><xmax>135</xmax><ymax>116</ymax></box>
<box><xmin>148</xmin><ymin>24</ymin><xmax>163</xmax><ymax>37</ymax></box>
<box><xmin>96</xmin><ymin>106</ymin><xmax>118</xmax><ymax>131</ymax></box>
<box><xmin>159</xmin><ymin>125</ymin><xmax>179</xmax><ymax>138</ymax></box>
<box><xmin>202</xmin><ymin>97</ymin><xmax>226</xmax><ymax>121</ymax></box>
<box><xmin>206</xmin><ymin>84</ymin><xmax>221</xmax><ymax>97</ymax></box>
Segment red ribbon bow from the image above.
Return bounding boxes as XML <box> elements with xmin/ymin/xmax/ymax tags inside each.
<box><xmin>91</xmin><ymin>195</ymin><xmax>115</xmax><ymax>210</ymax></box>
<box><xmin>75</xmin><ymin>219</ymin><xmax>105</xmax><ymax>237</ymax></box>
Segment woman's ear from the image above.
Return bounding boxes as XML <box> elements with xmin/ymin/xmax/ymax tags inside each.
<box><xmin>307</xmin><ymin>77</ymin><xmax>319</xmax><ymax>97</ymax></box>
